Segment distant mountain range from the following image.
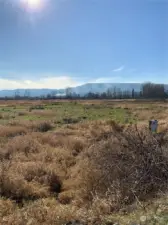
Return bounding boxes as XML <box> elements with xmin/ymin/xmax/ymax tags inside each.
<box><xmin>0</xmin><ymin>83</ymin><xmax>168</xmax><ymax>97</ymax></box>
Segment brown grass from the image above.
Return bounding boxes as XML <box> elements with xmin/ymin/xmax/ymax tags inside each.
<box><xmin>7</xmin><ymin>120</ymin><xmax>53</xmax><ymax>133</ymax></box>
<box><xmin>1</xmin><ymin>100</ymin><xmax>168</xmax><ymax>224</ymax></box>
<box><xmin>32</xmin><ymin>109</ymin><xmax>56</xmax><ymax>117</ymax></box>
<box><xmin>0</xmin><ymin>125</ymin><xmax>27</xmax><ymax>138</ymax></box>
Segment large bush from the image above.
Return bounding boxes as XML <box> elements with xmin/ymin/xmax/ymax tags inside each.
<box><xmin>79</xmin><ymin>125</ymin><xmax>168</xmax><ymax>210</ymax></box>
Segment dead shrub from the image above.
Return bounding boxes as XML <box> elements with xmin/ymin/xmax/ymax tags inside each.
<box><xmin>79</xmin><ymin>125</ymin><xmax>168</xmax><ymax>211</ymax></box>
<box><xmin>31</xmin><ymin>146</ymin><xmax>75</xmax><ymax>171</ymax></box>
<box><xmin>30</xmin><ymin>121</ymin><xmax>53</xmax><ymax>132</ymax></box>
<box><xmin>0</xmin><ymin>161</ymin><xmax>49</xmax><ymax>202</ymax></box>
<box><xmin>34</xmin><ymin>133</ymin><xmax>66</xmax><ymax>147</ymax></box>
<box><xmin>91</xmin><ymin>195</ymin><xmax>112</xmax><ymax>216</ymax></box>
<box><xmin>22</xmin><ymin>162</ymin><xmax>62</xmax><ymax>194</ymax></box>
<box><xmin>0</xmin><ymin>148</ymin><xmax>11</xmax><ymax>161</ymax></box>
<box><xmin>17</xmin><ymin>111</ymin><xmax>27</xmax><ymax>116</ymax></box>
<box><xmin>36</xmin><ymin>133</ymin><xmax>86</xmax><ymax>155</ymax></box>
<box><xmin>2</xmin><ymin>135</ymin><xmax>41</xmax><ymax>159</ymax></box>
<box><xmin>63</xmin><ymin>118</ymin><xmax>80</xmax><ymax>124</ymax></box>
<box><xmin>3</xmin><ymin>199</ymin><xmax>87</xmax><ymax>225</ymax></box>
<box><xmin>0</xmin><ymin>198</ymin><xmax>17</xmax><ymax>218</ymax></box>
<box><xmin>0</xmin><ymin>158</ymin><xmax>63</xmax><ymax>204</ymax></box>
<box><xmin>67</xmin><ymin>138</ymin><xmax>86</xmax><ymax>156</ymax></box>
<box><xmin>88</xmin><ymin>120</ymin><xmax>124</xmax><ymax>142</ymax></box>
<box><xmin>58</xmin><ymin>190</ymin><xmax>75</xmax><ymax>205</ymax></box>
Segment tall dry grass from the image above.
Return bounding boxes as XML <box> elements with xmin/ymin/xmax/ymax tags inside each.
<box><xmin>0</xmin><ymin>125</ymin><xmax>27</xmax><ymax>138</ymax></box>
<box><xmin>0</xmin><ymin>118</ymin><xmax>168</xmax><ymax>224</ymax></box>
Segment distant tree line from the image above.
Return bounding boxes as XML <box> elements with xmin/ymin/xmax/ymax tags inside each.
<box><xmin>0</xmin><ymin>82</ymin><xmax>167</xmax><ymax>100</ymax></box>
<box><xmin>64</xmin><ymin>83</ymin><xmax>167</xmax><ymax>100</ymax></box>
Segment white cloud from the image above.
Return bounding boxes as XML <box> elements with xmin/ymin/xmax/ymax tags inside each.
<box><xmin>113</xmin><ymin>65</ymin><xmax>125</xmax><ymax>72</ymax></box>
<box><xmin>0</xmin><ymin>76</ymin><xmax>80</xmax><ymax>90</ymax></box>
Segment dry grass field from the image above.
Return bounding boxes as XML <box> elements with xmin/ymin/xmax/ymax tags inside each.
<box><xmin>0</xmin><ymin>99</ymin><xmax>168</xmax><ymax>225</ymax></box>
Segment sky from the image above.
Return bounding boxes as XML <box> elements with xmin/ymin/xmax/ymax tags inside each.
<box><xmin>0</xmin><ymin>0</ymin><xmax>167</xmax><ymax>89</ymax></box>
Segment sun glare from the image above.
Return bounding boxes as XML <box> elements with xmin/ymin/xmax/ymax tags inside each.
<box><xmin>28</xmin><ymin>0</ymin><xmax>41</xmax><ymax>8</ymax></box>
<box><xmin>21</xmin><ymin>0</ymin><xmax>43</xmax><ymax>11</ymax></box>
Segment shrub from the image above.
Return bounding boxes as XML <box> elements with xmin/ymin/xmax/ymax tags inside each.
<box><xmin>58</xmin><ymin>190</ymin><xmax>75</xmax><ymax>205</ymax></box>
<box><xmin>0</xmin><ymin>170</ymin><xmax>48</xmax><ymax>203</ymax></box>
<box><xmin>3</xmin><ymin>200</ymin><xmax>86</xmax><ymax>225</ymax></box>
<box><xmin>29</xmin><ymin>105</ymin><xmax>45</xmax><ymax>112</ymax></box>
<box><xmin>0</xmin><ymin>160</ymin><xmax>62</xmax><ymax>203</ymax></box>
<box><xmin>0</xmin><ymin>113</ymin><xmax>3</xmax><ymax>119</ymax></box>
<box><xmin>63</xmin><ymin>118</ymin><xmax>80</xmax><ymax>124</ymax></box>
<box><xmin>17</xmin><ymin>111</ymin><xmax>27</xmax><ymax>116</ymax></box>
<box><xmin>23</xmin><ymin>162</ymin><xmax>62</xmax><ymax>194</ymax></box>
<box><xmin>79</xmin><ymin>125</ymin><xmax>168</xmax><ymax>210</ymax></box>
<box><xmin>36</xmin><ymin>133</ymin><xmax>86</xmax><ymax>155</ymax></box>
<box><xmin>32</xmin><ymin>121</ymin><xmax>53</xmax><ymax>132</ymax></box>
<box><xmin>1</xmin><ymin>135</ymin><xmax>41</xmax><ymax>160</ymax></box>
<box><xmin>0</xmin><ymin>198</ymin><xmax>17</xmax><ymax>218</ymax></box>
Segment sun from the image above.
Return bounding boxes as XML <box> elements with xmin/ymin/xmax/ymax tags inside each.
<box><xmin>28</xmin><ymin>0</ymin><xmax>41</xmax><ymax>8</ymax></box>
<box><xmin>21</xmin><ymin>0</ymin><xmax>43</xmax><ymax>11</ymax></box>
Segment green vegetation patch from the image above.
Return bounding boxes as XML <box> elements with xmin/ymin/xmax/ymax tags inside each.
<box><xmin>0</xmin><ymin>101</ymin><xmax>136</xmax><ymax>126</ymax></box>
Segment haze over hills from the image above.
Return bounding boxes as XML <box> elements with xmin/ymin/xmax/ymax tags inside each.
<box><xmin>0</xmin><ymin>83</ymin><xmax>168</xmax><ymax>97</ymax></box>
<box><xmin>72</xmin><ymin>83</ymin><xmax>143</xmax><ymax>96</ymax></box>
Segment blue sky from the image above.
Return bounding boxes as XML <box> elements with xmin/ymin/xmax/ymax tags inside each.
<box><xmin>0</xmin><ymin>0</ymin><xmax>167</xmax><ymax>89</ymax></box>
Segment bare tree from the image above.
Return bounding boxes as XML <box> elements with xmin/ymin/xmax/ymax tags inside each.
<box><xmin>142</xmin><ymin>82</ymin><xmax>165</xmax><ymax>98</ymax></box>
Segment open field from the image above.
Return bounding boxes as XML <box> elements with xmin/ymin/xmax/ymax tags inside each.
<box><xmin>0</xmin><ymin>100</ymin><xmax>168</xmax><ymax>225</ymax></box>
